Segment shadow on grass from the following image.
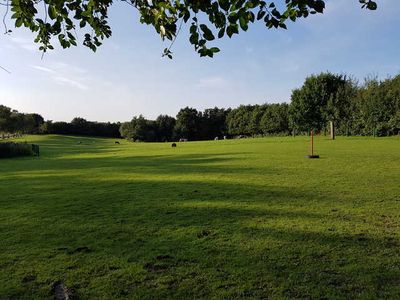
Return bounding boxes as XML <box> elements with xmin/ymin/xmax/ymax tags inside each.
<box><xmin>1</xmin><ymin>152</ymin><xmax>267</xmax><ymax>181</ymax></box>
<box><xmin>1</xmin><ymin>173</ymin><xmax>399</xmax><ymax>299</ymax></box>
<box><xmin>1</xmin><ymin>141</ymin><xmax>399</xmax><ymax>299</ymax></box>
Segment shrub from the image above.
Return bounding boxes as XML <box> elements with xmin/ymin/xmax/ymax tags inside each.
<box><xmin>0</xmin><ymin>142</ymin><xmax>39</xmax><ymax>158</ymax></box>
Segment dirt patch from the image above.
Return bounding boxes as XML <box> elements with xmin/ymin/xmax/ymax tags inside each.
<box><xmin>355</xmin><ymin>234</ymin><xmax>368</xmax><ymax>242</ymax></box>
<box><xmin>384</xmin><ymin>236</ymin><xmax>399</xmax><ymax>247</ymax></box>
<box><xmin>53</xmin><ymin>282</ymin><xmax>76</xmax><ymax>300</ymax></box>
<box><xmin>197</xmin><ymin>229</ymin><xmax>211</xmax><ymax>238</ymax></box>
<box><xmin>21</xmin><ymin>274</ymin><xmax>36</xmax><ymax>283</ymax></box>
<box><xmin>144</xmin><ymin>262</ymin><xmax>169</xmax><ymax>273</ymax></box>
<box><xmin>68</xmin><ymin>246</ymin><xmax>92</xmax><ymax>254</ymax></box>
<box><xmin>156</xmin><ymin>255</ymin><xmax>173</xmax><ymax>260</ymax></box>
<box><xmin>217</xmin><ymin>283</ymin><xmax>237</xmax><ymax>289</ymax></box>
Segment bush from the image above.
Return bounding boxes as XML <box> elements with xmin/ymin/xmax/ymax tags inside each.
<box><xmin>0</xmin><ymin>142</ymin><xmax>39</xmax><ymax>158</ymax></box>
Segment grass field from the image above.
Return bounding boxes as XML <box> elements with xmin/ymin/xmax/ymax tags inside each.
<box><xmin>0</xmin><ymin>135</ymin><xmax>399</xmax><ymax>299</ymax></box>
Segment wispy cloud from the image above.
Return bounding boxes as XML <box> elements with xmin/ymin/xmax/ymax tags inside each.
<box><xmin>195</xmin><ymin>76</ymin><xmax>229</xmax><ymax>89</ymax></box>
<box><xmin>32</xmin><ymin>66</ymin><xmax>56</xmax><ymax>74</ymax></box>
<box><xmin>53</xmin><ymin>76</ymin><xmax>89</xmax><ymax>90</ymax></box>
<box><xmin>52</xmin><ymin>62</ymin><xmax>87</xmax><ymax>75</ymax></box>
<box><xmin>10</xmin><ymin>37</ymin><xmax>37</xmax><ymax>52</ymax></box>
<box><xmin>31</xmin><ymin>62</ymin><xmax>90</xmax><ymax>90</ymax></box>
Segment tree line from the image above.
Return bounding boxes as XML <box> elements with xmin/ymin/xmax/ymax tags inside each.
<box><xmin>119</xmin><ymin>72</ymin><xmax>400</xmax><ymax>141</ymax></box>
<box><xmin>0</xmin><ymin>107</ymin><xmax>120</xmax><ymax>138</ymax></box>
<box><xmin>119</xmin><ymin>108</ymin><xmax>230</xmax><ymax>142</ymax></box>
<box><xmin>1</xmin><ymin>72</ymin><xmax>399</xmax><ymax>141</ymax></box>
<box><xmin>42</xmin><ymin>118</ymin><xmax>121</xmax><ymax>138</ymax></box>
<box><xmin>290</xmin><ymin>73</ymin><xmax>400</xmax><ymax>137</ymax></box>
<box><xmin>0</xmin><ymin>105</ymin><xmax>44</xmax><ymax>138</ymax></box>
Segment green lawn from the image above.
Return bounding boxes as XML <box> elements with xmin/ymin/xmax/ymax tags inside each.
<box><xmin>0</xmin><ymin>135</ymin><xmax>399</xmax><ymax>299</ymax></box>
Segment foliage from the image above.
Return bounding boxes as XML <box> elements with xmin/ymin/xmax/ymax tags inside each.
<box><xmin>0</xmin><ymin>141</ymin><xmax>37</xmax><ymax>158</ymax></box>
<box><xmin>2</xmin><ymin>0</ymin><xmax>377</xmax><ymax>57</ymax></box>
<box><xmin>249</xmin><ymin>104</ymin><xmax>267</xmax><ymax>135</ymax></box>
<box><xmin>0</xmin><ymin>134</ymin><xmax>399</xmax><ymax>298</ymax></box>
<box><xmin>0</xmin><ymin>105</ymin><xmax>44</xmax><ymax>135</ymax></box>
<box><xmin>388</xmin><ymin>111</ymin><xmax>400</xmax><ymax>135</ymax></box>
<box><xmin>2</xmin><ymin>70</ymin><xmax>400</xmax><ymax>141</ymax></box>
<box><xmin>289</xmin><ymin>72</ymin><xmax>355</xmax><ymax>132</ymax></box>
<box><xmin>121</xmin><ymin>107</ymin><xmax>230</xmax><ymax>142</ymax></box>
<box><xmin>260</xmin><ymin>103</ymin><xmax>290</xmax><ymax>134</ymax></box>
<box><xmin>226</xmin><ymin>103</ymin><xmax>290</xmax><ymax>136</ymax></box>
<box><xmin>174</xmin><ymin>107</ymin><xmax>202</xmax><ymax>140</ymax></box>
<box><xmin>155</xmin><ymin>114</ymin><xmax>176</xmax><ymax>142</ymax></box>
<box><xmin>120</xmin><ymin>115</ymin><xmax>161</xmax><ymax>142</ymax></box>
<box><xmin>200</xmin><ymin>107</ymin><xmax>230</xmax><ymax>139</ymax></box>
<box><xmin>226</xmin><ymin>105</ymin><xmax>255</xmax><ymax>136</ymax></box>
<box><xmin>354</xmin><ymin>76</ymin><xmax>400</xmax><ymax>136</ymax></box>
<box><xmin>42</xmin><ymin>118</ymin><xmax>121</xmax><ymax>138</ymax></box>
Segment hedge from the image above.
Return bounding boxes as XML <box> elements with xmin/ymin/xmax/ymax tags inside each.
<box><xmin>0</xmin><ymin>142</ymin><xmax>39</xmax><ymax>158</ymax></box>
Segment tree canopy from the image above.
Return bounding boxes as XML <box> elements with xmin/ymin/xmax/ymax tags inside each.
<box><xmin>3</xmin><ymin>71</ymin><xmax>399</xmax><ymax>141</ymax></box>
<box><xmin>2</xmin><ymin>0</ymin><xmax>377</xmax><ymax>57</ymax></box>
<box><xmin>289</xmin><ymin>73</ymin><xmax>356</xmax><ymax>133</ymax></box>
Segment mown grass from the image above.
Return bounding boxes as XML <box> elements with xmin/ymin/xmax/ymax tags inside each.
<box><xmin>0</xmin><ymin>135</ymin><xmax>399</xmax><ymax>299</ymax></box>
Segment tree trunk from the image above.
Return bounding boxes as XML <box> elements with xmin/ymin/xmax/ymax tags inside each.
<box><xmin>330</xmin><ymin>121</ymin><xmax>335</xmax><ymax>140</ymax></box>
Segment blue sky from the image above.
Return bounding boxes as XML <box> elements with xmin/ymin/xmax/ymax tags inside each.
<box><xmin>0</xmin><ymin>0</ymin><xmax>399</xmax><ymax>122</ymax></box>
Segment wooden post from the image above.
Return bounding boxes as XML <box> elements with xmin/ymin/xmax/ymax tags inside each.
<box><xmin>307</xmin><ymin>129</ymin><xmax>319</xmax><ymax>159</ymax></box>
<box><xmin>330</xmin><ymin>121</ymin><xmax>335</xmax><ymax>140</ymax></box>
<box><xmin>311</xmin><ymin>129</ymin><xmax>314</xmax><ymax>156</ymax></box>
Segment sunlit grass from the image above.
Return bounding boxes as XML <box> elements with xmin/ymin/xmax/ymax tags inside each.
<box><xmin>0</xmin><ymin>135</ymin><xmax>399</xmax><ymax>298</ymax></box>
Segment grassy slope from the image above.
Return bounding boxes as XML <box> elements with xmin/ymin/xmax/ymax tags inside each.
<box><xmin>0</xmin><ymin>135</ymin><xmax>399</xmax><ymax>299</ymax></box>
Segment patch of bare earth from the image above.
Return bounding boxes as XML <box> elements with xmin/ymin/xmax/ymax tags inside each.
<box><xmin>53</xmin><ymin>282</ymin><xmax>75</xmax><ymax>300</ymax></box>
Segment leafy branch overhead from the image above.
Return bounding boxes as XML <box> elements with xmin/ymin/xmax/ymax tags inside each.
<box><xmin>2</xmin><ymin>0</ymin><xmax>377</xmax><ymax>57</ymax></box>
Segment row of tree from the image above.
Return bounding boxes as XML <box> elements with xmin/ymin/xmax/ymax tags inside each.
<box><xmin>42</xmin><ymin>118</ymin><xmax>121</xmax><ymax>138</ymax></box>
<box><xmin>2</xmin><ymin>72</ymin><xmax>399</xmax><ymax>141</ymax></box>
<box><xmin>290</xmin><ymin>73</ymin><xmax>400</xmax><ymax>137</ymax></box>
<box><xmin>119</xmin><ymin>108</ymin><xmax>230</xmax><ymax>142</ymax></box>
<box><xmin>0</xmin><ymin>106</ymin><xmax>121</xmax><ymax>138</ymax></box>
<box><xmin>120</xmin><ymin>73</ymin><xmax>400</xmax><ymax>141</ymax></box>
<box><xmin>226</xmin><ymin>103</ymin><xmax>290</xmax><ymax>136</ymax></box>
<box><xmin>0</xmin><ymin>105</ymin><xmax>44</xmax><ymax>136</ymax></box>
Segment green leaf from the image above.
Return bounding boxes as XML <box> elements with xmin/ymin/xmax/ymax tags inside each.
<box><xmin>226</xmin><ymin>24</ymin><xmax>239</xmax><ymax>38</ymax></box>
<box><xmin>67</xmin><ymin>32</ymin><xmax>75</xmax><ymax>40</ymax></box>
<box><xmin>190</xmin><ymin>24</ymin><xmax>197</xmax><ymax>34</ymax></box>
<box><xmin>257</xmin><ymin>10</ymin><xmax>266</xmax><ymax>21</ymax></box>
<box><xmin>219</xmin><ymin>0</ymin><xmax>230</xmax><ymax>11</ymax></box>
<box><xmin>15</xmin><ymin>18</ymin><xmax>23</xmax><ymax>28</ymax></box>
<box><xmin>48</xmin><ymin>6</ymin><xmax>57</xmax><ymax>20</ymax></box>
<box><xmin>314</xmin><ymin>0</ymin><xmax>325</xmax><ymax>13</ymax></box>
<box><xmin>210</xmin><ymin>47</ymin><xmax>220</xmax><ymax>53</ymax></box>
<box><xmin>189</xmin><ymin>32</ymin><xmax>199</xmax><ymax>45</ymax></box>
<box><xmin>367</xmin><ymin>1</ymin><xmax>377</xmax><ymax>10</ymax></box>
<box><xmin>239</xmin><ymin>17</ymin><xmax>248</xmax><ymax>31</ymax></box>
<box><xmin>200</xmin><ymin>24</ymin><xmax>215</xmax><ymax>41</ymax></box>
<box><xmin>218</xmin><ymin>27</ymin><xmax>225</xmax><ymax>38</ymax></box>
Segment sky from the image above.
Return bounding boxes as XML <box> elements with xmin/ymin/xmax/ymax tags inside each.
<box><xmin>0</xmin><ymin>0</ymin><xmax>399</xmax><ymax>122</ymax></box>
